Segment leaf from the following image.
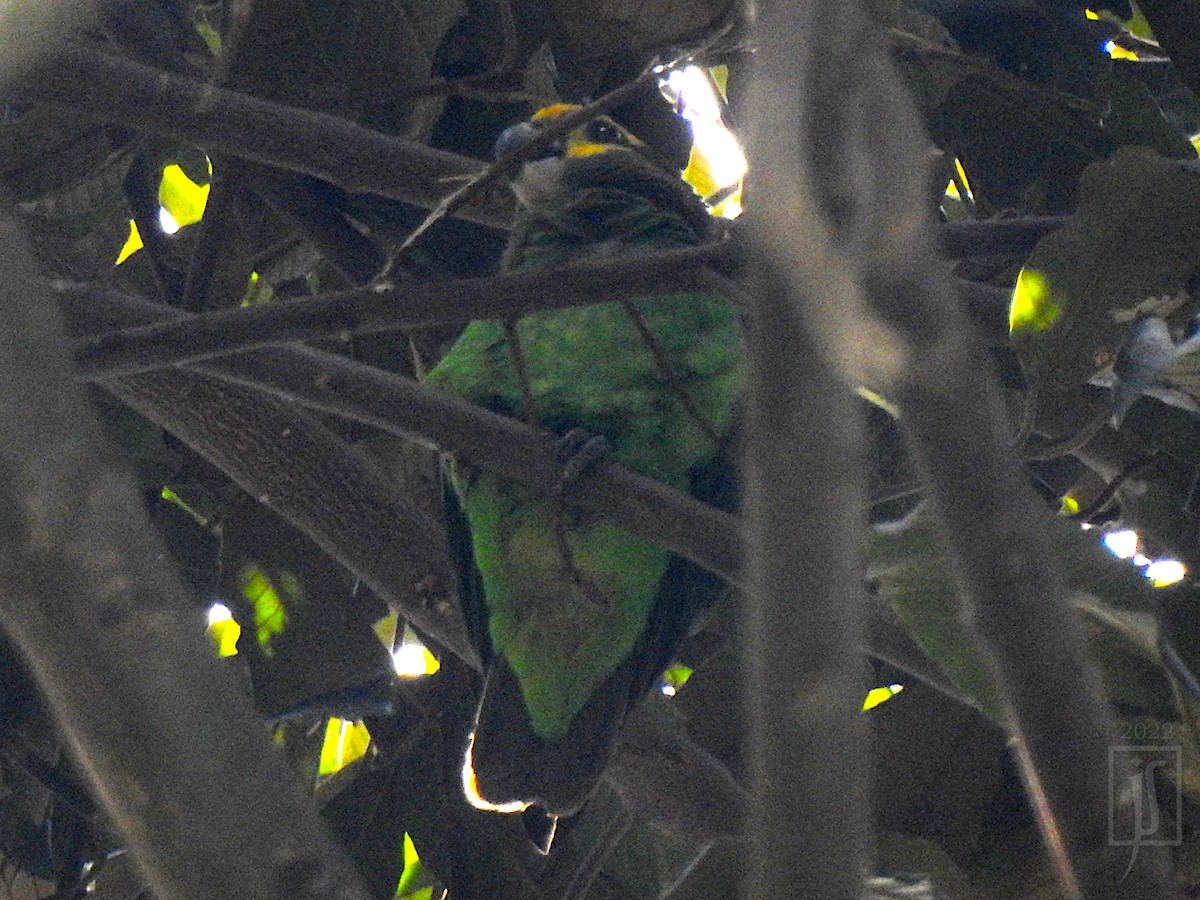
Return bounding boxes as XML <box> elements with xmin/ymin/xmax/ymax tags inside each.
<box><xmin>158</xmin><ymin>163</ymin><xmax>210</xmax><ymax>228</ymax></box>
<box><xmin>319</xmin><ymin>718</ymin><xmax>372</xmax><ymax>776</ymax></box>
<box><xmin>869</xmin><ymin>511</ymin><xmax>1177</xmax><ymax>721</ymax></box>
<box><xmin>1012</xmin><ymin>147</ymin><xmax>1200</xmax><ymax>413</ymax></box>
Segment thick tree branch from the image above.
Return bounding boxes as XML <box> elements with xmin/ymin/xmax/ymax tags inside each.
<box><xmin>64</xmin><ymin>287</ymin><xmax>745</xmax><ymax>591</ymax></box>
<box><xmin>741</xmin><ymin>3</ymin><xmax>876</xmax><ymax>896</ymax></box>
<box><xmin>938</xmin><ymin>216</ymin><xmax>1066</xmax><ymax>258</ymax></box>
<box><xmin>13</xmin><ymin>43</ymin><xmax>516</xmax><ymax>230</ymax></box>
<box><xmin>69</xmin><ymin>264</ymin><xmax>1015</xmax><ymax>385</ymax></box>
<box><xmin>13</xmin><ymin>39</ymin><xmax>1061</xmax><ymax>271</ymax></box>
<box><xmin>68</xmin><ymin>243</ymin><xmax>734</xmax><ymax>379</ymax></box>
<box><xmin>0</xmin><ymin>197</ymin><xmax>372</xmax><ymax>900</ymax></box>
<box><xmin>58</xmin><ymin>290</ymin><xmax>476</xmax><ymax>668</ymax></box>
<box><xmin>857</xmin><ymin>9</ymin><xmax>1179</xmax><ymax>900</ymax></box>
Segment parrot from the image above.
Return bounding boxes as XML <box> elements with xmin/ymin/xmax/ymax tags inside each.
<box><xmin>423</xmin><ymin>104</ymin><xmax>743</xmax><ymax>817</ymax></box>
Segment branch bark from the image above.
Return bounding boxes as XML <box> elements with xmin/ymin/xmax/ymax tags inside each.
<box><xmin>62</xmin><ymin>287</ymin><xmax>745</xmax><ymax>593</ymax></box>
<box><xmin>0</xmin><ymin>195</ymin><xmax>372</xmax><ymax>899</ymax></box>
<box><xmin>13</xmin><ymin>43</ymin><xmax>515</xmax><ymax>230</ymax></box>
<box><xmin>68</xmin><ymin>243</ymin><xmax>734</xmax><ymax>379</ymax></box>
<box><xmin>58</xmin><ymin>289</ymin><xmax>476</xmax><ymax>667</ymax></box>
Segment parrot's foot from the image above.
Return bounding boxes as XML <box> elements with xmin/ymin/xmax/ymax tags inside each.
<box><xmin>552</xmin><ymin>429</ymin><xmax>612</xmax><ymax>607</ymax></box>
<box><xmin>556</xmin><ymin>428</ymin><xmax>611</xmax><ymax>482</ymax></box>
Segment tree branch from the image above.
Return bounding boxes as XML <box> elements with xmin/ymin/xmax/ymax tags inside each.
<box><xmin>68</xmin><ymin>243</ymin><xmax>734</xmax><ymax>379</ymax></box>
<box><xmin>13</xmin><ymin>42</ymin><xmax>515</xmax><ymax>230</ymax></box>
<box><xmin>14</xmin><ymin>39</ymin><xmax>1063</xmax><ymax>271</ymax></box>
<box><xmin>858</xmin><ymin>9</ymin><xmax>1180</xmax><ymax>899</ymax></box>
<box><xmin>741</xmin><ymin>1</ymin><xmax>877</xmax><ymax>895</ymax></box>
<box><xmin>0</xmin><ymin>194</ymin><xmax>373</xmax><ymax>900</ymax></box>
<box><xmin>57</xmin><ymin>290</ymin><xmax>477</xmax><ymax>669</ymax></box>
<box><xmin>63</xmin><ymin>286</ymin><xmax>745</xmax><ymax>591</ymax></box>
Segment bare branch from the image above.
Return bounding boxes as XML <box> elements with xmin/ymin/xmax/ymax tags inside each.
<box><xmin>0</xmin><ymin>195</ymin><xmax>372</xmax><ymax>900</ymax></box>
<box><xmin>860</xmin><ymin>8</ymin><xmax>1180</xmax><ymax>899</ymax></box>
<box><xmin>68</xmin><ymin>243</ymin><xmax>734</xmax><ymax>379</ymax></box>
<box><xmin>741</xmin><ymin>2</ymin><xmax>876</xmax><ymax>896</ymax></box>
<box><xmin>58</xmin><ymin>289</ymin><xmax>477</xmax><ymax>669</ymax></box>
<box><xmin>64</xmin><ymin>286</ymin><xmax>746</xmax><ymax>591</ymax></box>
<box><xmin>13</xmin><ymin>43</ymin><xmax>516</xmax><ymax>230</ymax></box>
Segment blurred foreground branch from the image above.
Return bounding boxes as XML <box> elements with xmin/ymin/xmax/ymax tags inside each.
<box><xmin>0</xmin><ymin>197</ymin><xmax>372</xmax><ymax>899</ymax></box>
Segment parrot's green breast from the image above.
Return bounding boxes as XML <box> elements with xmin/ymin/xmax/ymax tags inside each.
<box><xmin>425</xmin><ymin>146</ymin><xmax>742</xmax><ymax>742</ymax></box>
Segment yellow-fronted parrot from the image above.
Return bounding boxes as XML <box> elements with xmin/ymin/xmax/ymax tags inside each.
<box><xmin>425</xmin><ymin>104</ymin><xmax>742</xmax><ymax>816</ymax></box>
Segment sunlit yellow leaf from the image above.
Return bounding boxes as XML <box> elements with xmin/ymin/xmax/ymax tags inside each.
<box><xmin>662</xmin><ymin>664</ymin><xmax>693</xmax><ymax>690</ymax></box>
<box><xmin>863</xmin><ymin>683</ymin><xmax>904</xmax><ymax>711</ymax></box>
<box><xmin>319</xmin><ymin>718</ymin><xmax>371</xmax><ymax>776</ymax></box>
<box><xmin>395</xmin><ymin>833</ymin><xmax>434</xmax><ymax>900</ymax></box>
<box><xmin>116</xmin><ymin>219</ymin><xmax>143</xmax><ymax>265</ymax></box>
<box><xmin>1104</xmin><ymin>39</ymin><xmax>1139</xmax><ymax>60</ymax></box>
<box><xmin>1009</xmin><ymin>268</ymin><xmax>1061</xmax><ymax>334</ymax></box>
<box><xmin>209</xmin><ymin>616</ymin><xmax>241</xmax><ymax>657</ymax></box>
<box><xmin>392</xmin><ymin>641</ymin><xmax>441</xmax><ymax>677</ymax></box>
<box><xmin>1147</xmin><ymin>559</ymin><xmax>1186</xmax><ymax>587</ymax></box>
<box><xmin>159</xmin><ymin>163</ymin><xmax>210</xmax><ymax>228</ymax></box>
<box><xmin>944</xmin><ymin>159</ymin><xmax>974</xmax><ymax>202</ymax></box>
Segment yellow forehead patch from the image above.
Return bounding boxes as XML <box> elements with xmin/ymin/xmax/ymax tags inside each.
<box><xmin>532</xmin><ymin>103</ymin><xmax>581</xmax><ymax>121</ymax></box>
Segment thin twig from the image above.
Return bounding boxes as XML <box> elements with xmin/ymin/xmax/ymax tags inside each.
<box><xmin>379</xmin><ymin>23</ymin><xmax>735</xmax><ymax>273</ymax></box>
<box><xmin>620</xmin><ymin>298</ymin><xmax>723</xmax><ymax>450</ymax></box>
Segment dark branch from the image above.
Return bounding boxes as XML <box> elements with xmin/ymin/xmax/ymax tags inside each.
<box><xmin>862</xmin><ymin>12</ymin><xmax>1179</xmax><ymax>899</ymax></box>
<box><xmin>68</xmin><ymin>243</ymin><xmax>735</xmax><ymax>380</ymax></box>
<box><xmin>58</xmin><ymin>289</ymin><xmax>477</xmax><ymax>669</ymax></box>
<box><xmin>0</xmin><ymin>195</ymin><xmax>373</xmax><ymax>900</ymax></box>
<box><xmin>938</xmin><ymin>216</ymin><xmax>1067</xmax><ymax>258</ymax></box>
<box><xmin>14</xmin><ymin>40</ymin><xmax>1061</xmax><ymax>270</ymax></box>
<box><xmin>14</xmin><ymin>42</ymin><xmax>516</xmax><ymax>230</ymax></box>
<box><xmin>64</xmin><ymin>287</ymin><xmax>747</xmax><ymax>592</ymax></box>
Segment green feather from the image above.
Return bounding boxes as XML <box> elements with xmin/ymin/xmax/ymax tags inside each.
<box><xmin>426</xmin><ymin>144</ymin><xmax>741</xmax><ymax>743</ymax></box>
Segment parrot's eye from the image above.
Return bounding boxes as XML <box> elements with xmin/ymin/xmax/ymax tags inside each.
<box><xmin>583</xmin><ymin>119</ymin><xmax>626</xmax><ymax>146</ymax></box>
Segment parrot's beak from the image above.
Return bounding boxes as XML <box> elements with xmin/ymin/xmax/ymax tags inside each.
<box><xmin>495</xmin><ymin>120</ymin><xmax>557</xmax><ymax>161</ymax></box>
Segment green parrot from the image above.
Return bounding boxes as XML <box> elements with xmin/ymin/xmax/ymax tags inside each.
<box><xmin>424</xmin><ymin>104</ymin><xmax>743</xmax><ymax>816</ymax></box>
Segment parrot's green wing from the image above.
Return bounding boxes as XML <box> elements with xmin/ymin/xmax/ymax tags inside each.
<box><xmin>426</xmin><ymin>108</ymin><xmax>742</xmax><ymax>814</ymax></box>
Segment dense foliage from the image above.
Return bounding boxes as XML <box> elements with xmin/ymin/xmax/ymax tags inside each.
<box><xmin>4</xmin><ymin>0</ymin><xmax>1200</xmax><ymax>897</ymax></box>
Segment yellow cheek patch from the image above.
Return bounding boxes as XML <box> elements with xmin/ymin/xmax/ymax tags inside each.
<box><xmin>566</xmin><ymin>142</ymin><xmax>609</xmax><ymax>158</ymax></box>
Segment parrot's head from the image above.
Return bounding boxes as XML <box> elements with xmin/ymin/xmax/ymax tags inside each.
<box><xmin>494</xmin><ymin>104</ymin><xmax>711</xmax><ymax>239</ymax></box>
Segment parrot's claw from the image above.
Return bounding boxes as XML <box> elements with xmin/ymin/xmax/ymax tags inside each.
<box><xmin>556</xmin><ymin>428</ymin><xmax>611</xmax><ymax>483</ymax></box>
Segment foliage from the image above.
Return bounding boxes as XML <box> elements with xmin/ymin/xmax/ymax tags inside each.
<box><xmin>4</xmin><ymin>0</ymin><xmax>1200</xmax><ymax>896</ymax></box>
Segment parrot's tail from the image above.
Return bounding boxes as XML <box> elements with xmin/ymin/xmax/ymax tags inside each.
<box><xmin>463</xmin><ymin>654</ymin><xmax>632</xmax><ymax>818</ymax></box>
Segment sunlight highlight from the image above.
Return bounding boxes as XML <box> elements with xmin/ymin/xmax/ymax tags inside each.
<box><xmin>1102</xmin><ymin>529</ymin><xmax>1188</xmax><ymax>587</ymax></box>
<box><xmin>1146</xmin><ymin>559</ymin><xmax>1186</xmax><ymax>587</ymax></box>
<box><xmin>461</xmin><ymin>733</ymin><xmax>529</xmax><ymax>813</ymax></box>
<box><xmin>207</xmin><ymin>602</ymin><xmax>232</xmax><ymax>626</ymax></box>
<box><xmin>392</xmin><ymin>641</ymin><xmax>441</xmax><ymax>678</ymax></box>
<box><xmin>863</xmin><ymin>683</ymin><xmax>904</xmax><ymax>711</ymax></box>
<box><xmin>1103</xmin><ymin>529</ymin><xmax>1139</xmax><ymax>559</ymax></box>
<box><xmin>1009</xmin><ymin>269</ymin><xmax>1061</xmax><ymax>334</ymax></box>
<box><xmin>663</xmin><ymin>65</ymin><xmax>747</xmax><ymax>218</ymax></box>
<box><xmin>206</xmin><ymin>601</ymin><xmax>240</xmax><ymax>657</ymax></box>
